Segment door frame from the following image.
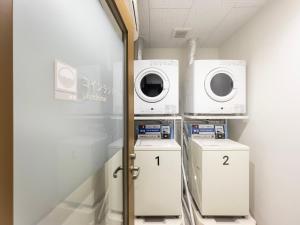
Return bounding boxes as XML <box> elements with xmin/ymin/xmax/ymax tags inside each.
<box><xmin>0</xmin><ymin>0</ymin><xmax>135</xmax><ymax>224</ymax></box>
<box><xmin>105</xmin><ymin>1</ymin><xmax>135</xmax><ymax>225</ymax></box>
<box><xmin>0</xmin><ymin>0</ymin><xmax>13</xmax><ymax>224</ymax></box>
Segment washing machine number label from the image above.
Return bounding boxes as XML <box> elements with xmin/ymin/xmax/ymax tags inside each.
<box><xmin>223</xmin><ymin>155</ymin><xmax>229</xmax><ymax>166</ymax></box>
<box><xmin>155</xmin><ymin>156</ymin><xmax>160</xmax><ymax>166</ymax></box>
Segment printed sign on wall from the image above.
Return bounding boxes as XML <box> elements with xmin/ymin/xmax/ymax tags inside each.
<box><xmin>55</xmin><ymin>60</ymin><xmax>78</xmax><ymax>101</ymax></box>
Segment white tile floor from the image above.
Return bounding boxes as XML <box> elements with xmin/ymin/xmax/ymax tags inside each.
<box><xmin>135</xmin><ymin>217</ymin><xmax>183</xmax><ymax>225</ymax></box>
<box><xmin>192</xmin><ymin>201</ymin><xmax>256</xmax><ymax>225</ymax></box>
<box><xmin>135</xmin><ymin>208</ymin><xmax>186</xmax><ymax>225</ymax></box>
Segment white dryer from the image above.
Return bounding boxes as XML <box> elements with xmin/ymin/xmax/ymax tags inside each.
<box><xmin>134</xmin><ymin>139</ymin><xmax>181</xmax><ymax>216</ymax></box>
<box><xmin>134</xmin><ymin>60</ymin><xmax>179</xmax><ymax>115</ymax></box>
<box><xmin>189</xmin><ymin>139</ymin><xmax>249</xmax><ymax>216</ymax></box>
<box><xmin>185</xmin><ymin>60</ymin><xmax>246</xmax><ymax>114</ymax></box>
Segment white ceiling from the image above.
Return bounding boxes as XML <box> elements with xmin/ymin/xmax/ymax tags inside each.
<box><xmin>137</xmin><ymin>0</ymin><xmax>270</xmax><ymax>48</ymax></box>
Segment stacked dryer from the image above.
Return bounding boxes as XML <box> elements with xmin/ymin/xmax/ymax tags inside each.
<box><xmin>134</xmin><ymin>60</ymin><xmax>181</xmax><ymax>217</ymax></box>
<box><xmin>184</xmin><ymin>60</ymin><xmax>251</xmax><ymax>218</ymax></box>
<box><xmin>185</xmin><ymin>60</ymin><xmax>246</xmax><ymax>115</ymax></box>
<box><xmin>134</xmin><ymin>60</ymin><xmax>179</xmax><ymax>115</ymax></box>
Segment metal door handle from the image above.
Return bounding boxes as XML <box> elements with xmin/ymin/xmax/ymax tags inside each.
<box><xmin>113</xmin><ymin>166</ymin><xmax>123</xmax><ymax>178</ymax></box>
<box><xmin>129</xmin><ymin>153</ymin><xmax>136</xmax><ymax>160</ymax></box>
<box><xmin>130</xmin><ymin>165</ymin><xmax>140</xmax><ymax>179</ymax></box>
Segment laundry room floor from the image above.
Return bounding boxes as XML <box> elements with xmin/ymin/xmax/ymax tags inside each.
<box><xmin>191</xmin><ymin>200</ymin><xmax>256</xmax><ymax>225</ymax></box>
<box><xmin>135</xmin><ymin>217</ymin><xmax>184</xmax><ymax>225</ymax></box>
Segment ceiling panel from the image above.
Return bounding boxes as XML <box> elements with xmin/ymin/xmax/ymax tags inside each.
<box><xmin>224</xmin><ymin>0</ymin><xmax>268</xmax><ymax>8</ymax></box>
<box><xmin>137</xmin><ymin>0</ymin><xmax>270</xmax><ymax>48</ymax></box>
<box><xmin>203</xmin><ymin>6</ymin><xmax>260</xmax><ymax>47</ymax></box>
<box><xmin>149</xmin><ymin>0</ymin><xmax>193</xmax><ymax>9</ymax></box>
<box><xmin>137</xmin><ymin>0</ymin><xmax>150</xmax><ymax>46</ymax></box>
<box><xmin>184</xmin><ymin>0</ymin><xmax>233</xmax><ymax>45</ymax></box>
<box><xmin>149</xmin><ymin>9</ymin><xmax>190</xmax><ymax>47</ymax></box>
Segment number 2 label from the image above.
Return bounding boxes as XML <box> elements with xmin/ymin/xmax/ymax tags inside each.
<box><xmin>223</xmin><ymin>155</ymin><xmax>229</xmax><ymax>165</ymax></box>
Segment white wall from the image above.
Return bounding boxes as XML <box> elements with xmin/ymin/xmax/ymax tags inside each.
<box><xmin>220</xmin><ymin>1</ymin><xmax>300</xmax><ymax>225</ymax></box>
<box><xmin>143</xmin><ymin>48</ymin><xmax>219</xmax><ymax>112</ymax></box>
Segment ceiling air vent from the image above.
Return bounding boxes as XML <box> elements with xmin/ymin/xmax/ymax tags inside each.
<box><xmin>172</xmin><ymin>28</ymin><xmax>191</xmax><ymax>39</ymax></box>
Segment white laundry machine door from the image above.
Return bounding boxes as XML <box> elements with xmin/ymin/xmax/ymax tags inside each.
<box><xmin>201</xmin><ymin>150</ymin><xmax>249</xmax><ymax>216</ymax></box>
<box><xmin>134</xmin><ymin>150</ymin><xmax>181</xmax><ymax>216</ymax></box>
<box><xmin>135</xmin><ymin>68</ymin><xmax>170</xmax><ymax>103</ymax></box>
<box><xmin>204</xmin><ymin>67</ymin><xmax>237</xmax><ymax>102</ymax></box>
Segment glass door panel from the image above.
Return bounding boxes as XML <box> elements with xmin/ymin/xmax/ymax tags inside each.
<box><xmin>13</xmin><ymin>0</ymin><xmax>125</xmax><ymax>224</ymax></box>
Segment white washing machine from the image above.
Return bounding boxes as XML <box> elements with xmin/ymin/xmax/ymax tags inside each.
<box><xmin>106</xmin><ymin>139</ymin><xmax>123</xmax><ymax>225</ymax></box>
<box><xmin>134</xmin><ymin>60</ymin><xmax>179</xmax><ymax>115</ymax></box>
<box><xmin>185</xmin><ymin>60</ymin><xmax>246</xmax><ymax>114</ymax></box>
<box><xmin>134</xmin><ymin>139</ymin><xmax>181</xmax><ymax>216</ymax></box>
<box><xmin>189</xmin><ymin>138</ymin><xmax>249</xmax><ymax>216</ymax></box>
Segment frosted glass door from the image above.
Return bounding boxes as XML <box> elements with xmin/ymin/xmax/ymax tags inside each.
<box><xmin>13</xmin><ymin>0</ymin><xmax>126</xmax><ymax>225</ymax></box>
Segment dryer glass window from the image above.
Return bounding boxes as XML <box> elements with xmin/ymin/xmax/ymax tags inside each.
<box><xmin>210</xmin><ymin>73</ymin><xmax>233</xmax><ymax>97</ymax></box>
<box><xmin>140</xmin><ymin>73</ymin><xmax>163</xmax><ymax>97</ymax></box>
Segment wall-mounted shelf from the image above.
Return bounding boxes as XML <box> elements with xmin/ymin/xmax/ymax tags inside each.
<box><xmin>134</xmin><ymin>115</ymin><xmax>182</xmax><ymax>121</ymax></box>
<box><xmin>183</xmin><ymin>115</ymin><xmax>249</xmax><ymax>120</ymax></box>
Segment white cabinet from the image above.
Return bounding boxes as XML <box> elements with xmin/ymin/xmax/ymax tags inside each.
<box><xmin>134</xmin><ymin>150</ymin><xmax>181</xmax><ymax>216</ymax></box>
<box><xmin>190</xmin><ymin>139</ymin><xmax>249</xmax><ymax>216</ymax></box>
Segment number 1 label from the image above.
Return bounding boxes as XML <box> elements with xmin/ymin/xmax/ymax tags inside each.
<box><xmin>155</xmin><ymin>156</ymin><xmax>160</xmax><ymax>166</ymax></box>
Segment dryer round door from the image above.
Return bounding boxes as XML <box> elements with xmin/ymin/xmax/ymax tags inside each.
<box><xmin>204</xmin><ymin>68</ymin><xmax>237</xmax><ymax>102</ymax></box>
<box><xmin>135</xmin><ymin>68</ymin><xmax>170</xmax><ymax>103</ymax></box>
